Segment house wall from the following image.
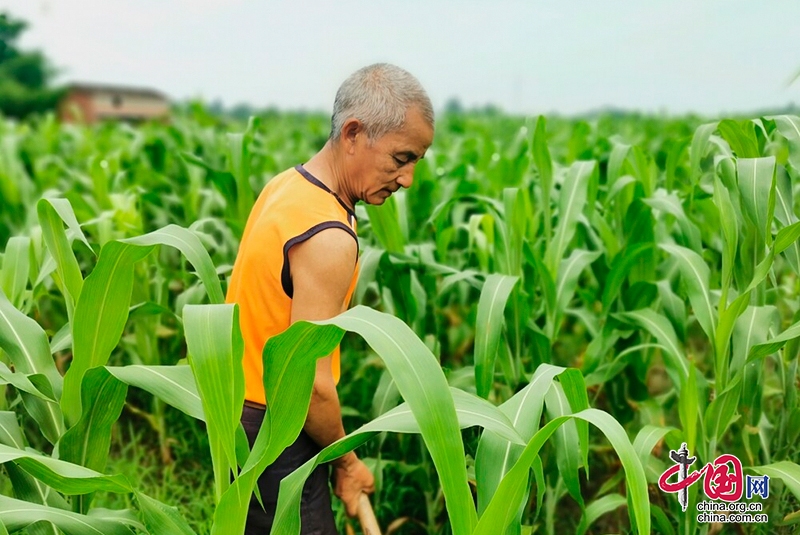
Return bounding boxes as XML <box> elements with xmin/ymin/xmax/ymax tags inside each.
<box><xmin>58</xmin><ymin>88</ymin><xmax>170</xmax><ymax>123</ymax></box>
<box><xmin>58</xmin><ymin>91</ymin><xmax>95</xmax><ymax>123</ymax></box>
<box><xmin>90</xmin><ymin>91</ymin><xmax>169</xmax><ymax>120</ymax></box>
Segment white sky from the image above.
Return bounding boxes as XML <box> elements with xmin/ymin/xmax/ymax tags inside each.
<box><xmin>4</xmin><ymin>0</ymin><xmax>799</xmax><ymax>116</ymax></box>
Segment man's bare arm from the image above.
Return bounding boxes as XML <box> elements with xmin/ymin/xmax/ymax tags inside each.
<box><xmin>287</xmin><ymin>227</ymin><xmax>374</xmax><ymax>516</ymax></box>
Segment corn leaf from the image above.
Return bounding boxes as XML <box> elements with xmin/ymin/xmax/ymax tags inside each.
<box><xmin>544</xmin><ymin>382</ymin><xmax>584</xmax><ymax>507</ymax></box>
<box><xmin>365</xmin><ymin>195</ymin><xmax>406</xmax><ymax>254</ymax></box>
<box><xmin>576</xmin><ymin>493</ymin><xmax>626</xmax><ymax>535</ymax></box>
<box><xmin>0</xmin><ymin>443</ymin><xmax>131</xmax><ymax>494</ymax></box>
<box><xmin>704</xmin><ymin>373</ymin><xmax>742</xmax><ymax>445</ymax></box>
<box><xmin>749</xmin><ymin>462</ymin><xmax>800</xmax><ymax>501</ymax></box>
<box><xmin>0</xmin><ymin>290</ymin><xmax>64</xmax><ymax>443</ymax></box>
<box><xmin>614</xmin><ymin>309</ymin><xmax>688</xmax><ymax>388</ymax></box>
<box><xmin>545</xmin><ymin>160</ymin><xmax>595</xmax><ymax>275</ymax></box>
<box><xmin>105</xmin><ymin>365</ymin><xmax>204</xmax><ymax>420</ymax></box>
<box><xmin>689</xmin><ymin>122</ymin><xmax>718</xmax><ymax>183</ymax></box>
<box><xmin>58</xmin><ymin>367</ymin><xmax>127</xmax><ymax>479</ymax></box>
<box><xmin>474</xmin><ymin>409</ymin><xmax>649</xmax><ymax>535</ymax></box>
<box><xmin>737</xmin><ymin>157</ymin><xmax>776</xmax><ymax>245</ymax></box>
<box><xmin>0</xmin><ymin>494</ymin><xmax>132</xmax><ymax>535</ymax></box>
<box><xmin>135</xmin><ymin>490</ymin><xmax>197</xmax><ymax>535</ymax></box>
<box><xmin>554</xmin><ymin>249</ymin><xmax>600</xmax><ymax>332</ymax></box>
<box><xmin>0</xmin><ymin>237</ymin><xmax>30</xmax><ymax>309</ymax></box>
<box><xmin>660</xmin><ymin>244</ymin><xmax>717</xmax><ymax>352</ymax></box>
<box><xmin>475</xmin><ymin>363</ymin><xmax>565</xmax><ymax>514</ymax></box>
<box><xmin>63</xmin><ymin>240</ymin><xmax>153</xmax><ymax>425</ymax></box>
<box><xmin>771</xmin><ymin>115</ymin><xmax>800</xmax><ymax>170</ymax></box>
<box><xmin>475</xmin><ymin>274</ymin><xmax>518</xmax><ymax>398</ymax></box>
<box><xmin>748</xmin><ymin>316</ymin><xmax>800</xmax><ymax>362</ymax></box>
<box><xmin>0</xmin><ymin>412</ymin><xmax>67</xmax><ymax>535</ymax></box>
<box><xmin>210</xmin><ymin>318</ymin><xmax>343</xmax><ymax>535</ymax></box>
<box><xmin>36</xmin><ymin>199</ymin><xmax>85</xmax><ymax>322</ymax></box>
<box><xmin>531</xmin><ymin>116</ymin><xmax>553</xmax><ymax>240</ymax></box>
<box><xmin>601</xmin><ymin>243</ymin><xmax>652</xmax><ymax>314</ymax></box>
<box><xmin>184</xmin><ymin>304</ymin><xmax>244</xmax><ymax>503</ymax></box>
<box><xmin>122</xmin><ymin>225</ymin><xmax>225</xmax><ymax>305</ymax></box>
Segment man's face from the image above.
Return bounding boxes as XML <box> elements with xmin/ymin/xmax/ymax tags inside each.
<box><xmin>347</xmin><ymin>106</ymin><xmax>434</xmax><ymax>205</ymax></box>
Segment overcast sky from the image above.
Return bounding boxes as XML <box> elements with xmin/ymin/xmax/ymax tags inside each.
<box><xmin>4</xmin><ymin>0</ymin><xmax>799</xmax><ymax>116</ymax></box>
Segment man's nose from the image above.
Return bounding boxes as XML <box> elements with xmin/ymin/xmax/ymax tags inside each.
<box><xmin>396</xmin><ymin>164</ymin><xmax>415</xmax><ymax>189</ymax></box>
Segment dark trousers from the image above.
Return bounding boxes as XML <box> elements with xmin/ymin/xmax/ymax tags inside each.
<box><xmin>241</xmin><ymin>404</ymin><xmax>338</xmax><ymax>535</ymax></box>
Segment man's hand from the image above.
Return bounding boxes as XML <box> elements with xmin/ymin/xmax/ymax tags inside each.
<box><xmin>332</xmin><ymin>452</ymin><xmax>375</xmax><ymax>517</ymax></box>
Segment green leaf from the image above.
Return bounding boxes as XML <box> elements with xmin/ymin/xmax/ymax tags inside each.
<box><xmin>36</xmin><ymin>199</ymin><xmax>85</xmax><ymax>322</ymax></box>
<box><xmin>559</xmin><ymin>368</ymin><xmax>590</xmax><ymax>474</ymax></box>
<box><xmin>122</xmin><ymin>225</ymin><xmax>225</xmax><ymax>305</ymax></box>
<box><xmin>371</xmin><ymin>368</ymin><xmax>399</xmax><ymax>418</ymax></box>
<box><xmin>713</xmin><ymin>175</ymin><xmax>739</xmax><ymax>304</ymax></box>
<box><xmin>0</xmin><ymin>290</ymin><xmax>64</xmax><ymax>443</ymax></box>
<box><xmin>135</xmin><ymin>491</ymin><xmax>197</xmax><ymax>535</ymax></box>
<box><xmin>0</xmin><ymin>494</ymin><xmax>132</xmax><ymax>535</ymax></box>
<box><xmin>0</xmin><ymin>411</ymin><xmax>69</xmax><ymax>535</ymax></box>
<box><xmin>689</xmin><ymin>122</ymin><xmax>718</xmax><ymax>183</ymax></box>
<box><xmin>660</xmin><ymin>244</ymin><xmax>717</xmax><ymax>352</ymax></box>
<box><xmin>748</xmin><ymin>316</ymin><xmax>800</xmax><ymax>362</ymax></box>
<box><xmin>614</xmin><ymin>309</ymin><xmax>688</xmax><ymax>388</ymax></box>
<box><xmin>350</xmin><ymin>387</ymin><xmax>525</xmax><ymax>444</ymax></box>
<box><xmin>474</xmin><ymin>409</ymin><xmax>649</xmax><ymax>535</ymax></box>
<box><xmin>365</xmin><ymin>195</ymin><xmax>406</xmax><ymax>254</ymax></box>
<box><xmin>211</xmin><ymin>318</ymin><xmax>343</xmax><ymax>535</ymax></box>
<box><xmin>774</xmin><ymin>167</ymin><xmax>800</xmax><ymax>275</ymax></box>
<box><xmin>272</xmin><ymin>384</ymin><xmax>530</xmax><ymax>535</ymax></box>
<box><xmin>105</xmin><ymin>365</ymin><xmax>204</xmax><ymax>420</ymax></box>
<box><xmin>227</xmin><ymin>129</ymin><xmax>255</xmax><ymax>222</ymax></box>
<box><xmin>602</xmin><ymin>244</ymin><xmax>652</xmax><ymax>314</ymax></box>
<box><xmin>0</xmin><ymin>443</ymin><xmax>131</xmax><ymax>495</ymax></box>
<box><xmin>474</xmin><ymin>274</ymin><xmax>518</xmax><ymax>398</ymax></box>
<box><xmin>545</xmin><ymin>160</ymin><xmax>596</xmax><ymax>274</ymax></box>
<box><xmin>63</xmin><ymin>240</ymin><xmax>153</xmax><ymax>425</ymax></box>
<box><xmin>704</xmin><ymin>373</ymin><xmax>742</xmax><ymax>444</ymax></box>
<box><xmin>718</xmin><ymin>119</ymin><xmax>760</xmax><ymax>158</ymax></box>
<box><xmin>0</xmin><ymin>362</ymin><xmax>56</xmax><ymax>402</ymax></box>
<box><xmin>576</xmin><ymin>493</ymin><xmax>626</xmax><ymax>535</ymax></box>
<box><xmin>184</xmin><ymin>304</ymin><xmax>244</xmax><ymax>503</ymax></box>
<box><xmin>554</xmin><ymin>249</ymin><xmax>600</xmax><ymax>330</ymax></box>
<box><xmin>632</xmin><ymin>425</ymin><xmax>674</xmax><ymax>482</ymax></box>
<box><xmin>262</xmin><ymin>307</ymin><xmax>476</xmax><ymax>535</ymax></box>
<box><xmin>64</xmin><ymin>225</ymin><xmax>223</xmax><ymax>425</ymax></box>
<box><xmin>544</xmin><ymin>382</ymin><xmax>584</xmax><ymax>507</ymax></box>
<box><xmin>59</xmin><ymin>368</ymin><xmax>127</xmax><ymax>479</ymax></box>
<box><xmin>776</xmin><ymin>221</ymin><xmax>800</xmax><ymax>254</ymax></box>
<box><xmin>749</xmin><ymin>461</ymin><xmax>800</xmax><ymax>501</ymax></box>
<box><xmin>316</xmin><ymin>307</ymin><xmax>477</xmax><ymax>535</ymax></box>
<box><xmin>475</xmin><ymin>363</ymin><xmax>565</xmax><ymax>513</ymax></box>
<box><xmin>678</xmin><ymin>363</ymin><xmax>699</xmax><ymax>454</ymax></box>
<box><xmin>736</xmin><ymin>157</ymin><xmax>777</xmax><ymax>245</ymax></box>
<box><xmin>532</xmin><ymin>116</ymin><xmax>553</xmax><ymax>240</ymax></box>
<box><xmin>0</xmin><ymin>237</ymin><xmax>30</xmax><ymax>309</ymax></box>
<box><xmin>771</xmin><ymin>115</ymin><xmax>800</xmax><ymax>170</ymax></box>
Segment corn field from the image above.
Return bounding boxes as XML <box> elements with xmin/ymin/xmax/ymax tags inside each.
<box><xmin>0</xmin><ymin>107</ymin><xmax>799</xmax><ymax>534</ymax></box>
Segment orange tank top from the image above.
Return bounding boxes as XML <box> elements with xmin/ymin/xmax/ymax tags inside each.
<box><xmin>225</xmin><ymin>164</ymin><xmax>359</xmax><ymax>405</ymax></box>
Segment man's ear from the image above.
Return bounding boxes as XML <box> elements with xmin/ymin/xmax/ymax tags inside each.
<box><xmin>341</xmin><ymin>118</ymin><xmax>363</xmax><ymax>153</ymax></box>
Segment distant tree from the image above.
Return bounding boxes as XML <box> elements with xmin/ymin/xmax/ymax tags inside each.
<box><xmin>0</xmin><ymin>11</ymin><xmax>64</xmax><ymax>119</ymax></box>
<box><xmin>444</xmin><ymin>97</ymin><xmax>464</xmax><ymax>115</ymax></box>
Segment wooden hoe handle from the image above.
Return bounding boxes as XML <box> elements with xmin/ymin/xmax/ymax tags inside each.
<box><xmin>357</xmin><ymin>493</ymin><xmax>381</xmax><ymax>535</ymax></box>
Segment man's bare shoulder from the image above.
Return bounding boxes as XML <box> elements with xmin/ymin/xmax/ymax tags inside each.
<box><xmin>288</xmin><ymin>226</ymin><xmax>358</xmax><ymax>304</ymax></box>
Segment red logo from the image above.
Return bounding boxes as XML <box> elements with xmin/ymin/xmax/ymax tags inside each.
<box><xmin>658</xmin><ymin>443</ymin><xmax>744</xmax><ymax>510</ymax></box>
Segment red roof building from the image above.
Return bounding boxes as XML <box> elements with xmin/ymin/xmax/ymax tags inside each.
<box><xmin>58</xmin><ymin>83</ymin><xmax>169</xmax><ymax>123</ymax></box>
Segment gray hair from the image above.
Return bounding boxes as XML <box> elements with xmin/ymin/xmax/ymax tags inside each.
<box><xmin>329</xmin><ymin>63</ymin><xmax>434</xmax><ymax>142</ymax></box>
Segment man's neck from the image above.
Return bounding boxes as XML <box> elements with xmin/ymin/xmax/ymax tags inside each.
<box><xmin>303</xmin><ymin>142</ymin><xmax>356</xmax><ymax>211</ymax></box>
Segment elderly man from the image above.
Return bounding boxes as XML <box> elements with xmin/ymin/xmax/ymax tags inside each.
<box><xmin>225</xmin><ymin>63</ymin><xmax>434</xmax><ymax>534</ymax></box>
